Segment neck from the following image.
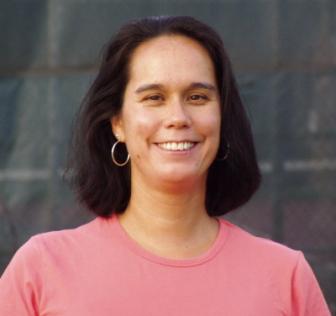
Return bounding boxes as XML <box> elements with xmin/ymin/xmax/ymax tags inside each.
<box><xmin>117</xmin><ymin>174</ymin><xmax>219</xmax><ymax>259</ymax></box>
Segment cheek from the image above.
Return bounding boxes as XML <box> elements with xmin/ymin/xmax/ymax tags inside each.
<box><xmin>122</xmin><ymin>108</ymin><xmax>161</xmax><ymax>150</ymax></box>
<box><xmin>198</xmin><ymin>110</ymin><xmax>221</xmax><ymax>138</ymax></box>
<box><xmin>210</xmin><ymin>106</ymin><xmax>221</xmax><ymax>134</ymax></box>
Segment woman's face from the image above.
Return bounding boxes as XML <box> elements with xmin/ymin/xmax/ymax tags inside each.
<box><xmin>111</xmin><ymin>35</ymin><xmax>221</xmax><ymax>188</ymax></box>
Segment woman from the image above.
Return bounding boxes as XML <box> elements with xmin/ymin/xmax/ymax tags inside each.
<box><xmin>0</xmin><ymin>16</ymin><xmax>331</xmax><ymax>315</ymax></box>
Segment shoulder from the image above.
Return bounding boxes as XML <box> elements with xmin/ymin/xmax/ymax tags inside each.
<box><xmin>219</xmin><ymin>218</ymin><xmax>305</xmax><ymax>285</ymax></box>
<box><xmin>7</xmin><ymin>217</ymin><xmax>100</xmax><ymax>266</ymax></box>
<box><xmin>219</xmin><ymin>219</ymin><xmax>331</xmax><ymax>315</ymax></box>
<box><xmin>220</xmin><ymin>219</ymin><xmax>300</xmax><ymax>261</ymax></box>
<box><xmin>33</xmin><ymin>217</ymin><xmax>101</xmax><ymax>251</ymax></box>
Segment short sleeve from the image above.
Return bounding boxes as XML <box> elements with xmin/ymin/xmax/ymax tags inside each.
<box><xmin>291</xmin><ymin>251</ymin><xmax>331</xmax><ymax>316</ymax></box>
<box><xmin>0</xmin><ymin>237</ymin><xmax>43</xmax><ymax>316</ymax></box>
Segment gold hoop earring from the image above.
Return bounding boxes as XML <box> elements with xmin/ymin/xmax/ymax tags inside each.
<box><xmin>111</xmin><ymin>141</ymin><xmax>130</xmax><ymax>167</ymax></box>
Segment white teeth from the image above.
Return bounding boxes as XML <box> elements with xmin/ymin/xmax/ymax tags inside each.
<box><xmin>158</xmin><ymin>142</ymin><xmax>195</xmax><ymax>151</ymax></box>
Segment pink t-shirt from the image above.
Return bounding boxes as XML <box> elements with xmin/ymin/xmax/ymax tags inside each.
<box><xmin>0</xmin><ymin>215</ymin><xmax>331</xmax><ymax>315</ymax></box>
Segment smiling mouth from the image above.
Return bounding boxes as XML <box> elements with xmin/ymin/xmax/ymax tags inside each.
<box><xmin>156</xmin><ymin>141</ymin><xmax>197</xmax><ymax>151</ymax></box>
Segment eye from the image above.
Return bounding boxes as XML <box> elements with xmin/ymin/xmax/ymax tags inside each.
<box><xmin>144</xmin><ymin>94</ymin><xmax>163</xmax><ymax>101</ymax></box>
<box><xmin>188</xmin><ymin>94</ymin><xmax>209</xmax><ymax>104</ymax></box>
<box><xmin>190</xmin><ymin>94</ymin><xmax>206</xmax><ymax>100</ymax></box>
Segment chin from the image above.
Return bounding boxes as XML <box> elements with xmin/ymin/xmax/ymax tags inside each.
<box><xmin>155</xmin><ymin>167</ymin><xmax>206</xmax><ymax>185</ymax></box>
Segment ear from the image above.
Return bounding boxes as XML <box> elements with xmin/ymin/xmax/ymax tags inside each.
<box><xmin>110</xmin><ymin>114</ymin><xmax>125</xmax><ymax>142</ymax></box>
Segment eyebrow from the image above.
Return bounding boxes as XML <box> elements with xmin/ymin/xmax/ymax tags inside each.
<box><xmin>135</xmin><ymin>83</ymin><xmax>164</xmax><ymax>94</ymax></box>
<box><xmin>134</xmin><ymin>82</ymin><xmax>217</xmax><ymax>94</ymax></box>
<box><xmin>188</xmin><ymin>82</ymin><xmax>217</xmax><ymax>91</ymax></box>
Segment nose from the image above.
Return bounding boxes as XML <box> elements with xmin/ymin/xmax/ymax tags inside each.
<box><xmin>164</xmin><ymin>98</ymin><xmax>191</xmax><ymax>129</ymax></box>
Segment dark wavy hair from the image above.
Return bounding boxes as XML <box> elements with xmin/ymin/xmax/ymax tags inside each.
<box><xmin>68</xmin><ymin>15</ymin><xmax>261</xmax><ymax>217</ymax></box>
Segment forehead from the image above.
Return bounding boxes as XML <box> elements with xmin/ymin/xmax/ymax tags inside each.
<box><xmin>127</xmin><ymin>34</ymin><xmax>216</xmax><ymax>86</ymax></box>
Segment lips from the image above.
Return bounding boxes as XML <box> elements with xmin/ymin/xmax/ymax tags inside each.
<box><xmin>156</xmin><ymin>141</ymin><xmax>197</xmax><ymax>151</ymax></box>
